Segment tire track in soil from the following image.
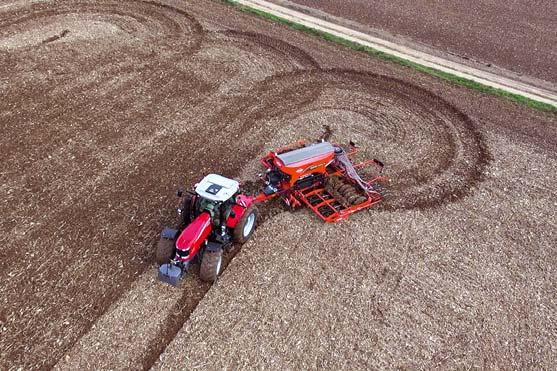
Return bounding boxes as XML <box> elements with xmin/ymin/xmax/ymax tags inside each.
<box><xmin>138</xmin><ymin>63</ymin><xmax>490</xmax><ymax>370</ymax></box>
<box><xmin>210</xmin><ymin>68</ymin><xmax>490</xmax><ymax>211</ymax></box>
<box><xmin>55</xmin><ymin>114</ymin><xmax>312</xmax><ymax>371</ymax></box>
<box><xmin>0</xmin><ymin>0</ymin><xmax>204</xmax><ymax>45</ymax></box>
<box><xmin>138</xmin><ymin>203</ymin><xmax>286</xmax><ymax>371</ymax></box>
<box><xmin>137</xmin><ymin>68</ymin><xmax>490</xmax><ymax>368</ymax></box>
<box><xmin>0</xmin><ymin>1</ymin><xmax>323</xmax><ymax>368</ymax></box>
<box><xmin>0</xmin><ymin>0</ymin><xmax>206</xmax><ymax>241</ymax></box>
<box><xmin>53</xmin><ymin>30</ymin><xmax>323</xmax><ymax>371</ymax></box>
<box><xmin>218</xmin><ymin>30</ymin><xmax>320</xmax><ymax>70</ymax></box>
<box><xmin>0</xmin><ymin>1</ymin><xmax>206</xmax><ymax>368</ymax></box>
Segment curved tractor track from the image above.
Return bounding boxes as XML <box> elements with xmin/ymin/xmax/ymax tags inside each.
<box><xmin>220</xmin><ymin>69</ymin><xmax>489</xmax><ymax>210</ymax></box>
<box><xmin>0</xmin><ymin>0</ymin><xmax>488</xmax><ymax>369</ymax></box>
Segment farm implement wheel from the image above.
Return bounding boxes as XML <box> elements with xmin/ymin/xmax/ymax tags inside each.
<box><xmin>326</xmin><ymin>176</ymin><xmax>367</xmax><ymax>206</ymax></box>
<box><xmin>200</xmin><ymin>248</ymin><xmax>223</xmax><ymax>283</ymax></box>
<box><xmin>233</xmin><ymin>205</ymin><xmax>259</xmax><ymax>244</ymax></box>
<box><xmin>155</xmin><ymin>237</ymin><xmax>175</xmax><ymax>265</ymax></box>
<box><xmin>371</xmin><ymin>183</ymin><xmax>388</xmax><ymax>198</ymax></box>
<box><xmin>325</xmin><ymin>177</ymin><xmax>347</xmax><ymax>206</ymax></box>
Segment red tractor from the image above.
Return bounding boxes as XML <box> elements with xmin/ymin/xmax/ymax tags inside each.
<box><xmin>157</xmin><ymin>174</ymin><xmax>259</xmax><ymax>285</ymax></box>
<box><xmin>157</xmin><ymin>140</ymin><xmax>385</xmax><ymax>285</ymax></box>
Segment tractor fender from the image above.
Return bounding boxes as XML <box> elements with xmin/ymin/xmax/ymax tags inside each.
<box><xmin>226</xmin><ymin>194</ymin><xmax>255</xmax><ymax>228</ymax></box>
<box><xmin>175</xmin><ymin>212</ymin><xmax>212</xmax><ymax>262</ymax></box>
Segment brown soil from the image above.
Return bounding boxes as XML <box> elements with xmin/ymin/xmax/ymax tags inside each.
<box><xmin>286</xmin><ymin>0</ymin><xmax>557</xmax><ymax>83</ymax></box>
<box><xmin>1</xmin><ymin>0</ymin><xmax>556</xmax><ymax>370</ymax></box>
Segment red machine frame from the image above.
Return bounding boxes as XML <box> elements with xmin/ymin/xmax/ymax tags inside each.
<box><xmin>256</xmin><ymin>140</ymin><xmax>386</xmax><ymax>223</ymax></box>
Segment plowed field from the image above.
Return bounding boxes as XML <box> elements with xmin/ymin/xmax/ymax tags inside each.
<box><xmin>1</xmin><ymin>0</ymin><xmax>555</xmax><ymax>369</ymax></box>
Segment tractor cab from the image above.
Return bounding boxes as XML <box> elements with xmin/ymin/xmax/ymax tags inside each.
<box><xmin>194</xmin><ymin>174</ymin><xmax>239</xmax><ymax>223</ymax></box>
<box><xmin>195</xmin><ymin>174</ymin><xmax>239</xmax><ymax>202</ymax></box>
<box><xmin>157</xmin><ymin>173</ymin><xmax>258</xmax><ymax>285</ymax></box>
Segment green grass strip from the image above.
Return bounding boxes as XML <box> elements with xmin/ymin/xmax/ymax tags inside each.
<box><xmin>220</xmin><ymin>0</ymin><xmax>556</xmax><ymax>113</ymax></box>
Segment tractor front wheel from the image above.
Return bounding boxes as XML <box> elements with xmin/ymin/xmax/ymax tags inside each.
<box><xmin>155</xmin><ymin>237</ymin><xmax>175</xmax><ymax>265</ymax></box>
<box><xmin>233</xmin><ymin>205</ymin><xmax>258</xmax><ymax>244</ymax></box>
<box><xmin>200</xmin><ymin>248</ymin><xmax>223</xmax><ymax>283</ymax></box>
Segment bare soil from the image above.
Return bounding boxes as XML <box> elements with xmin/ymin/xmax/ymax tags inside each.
<box><xmin>286</xmin><ymin>0</ymin><xmax>557</xmax><ymax>83</ymax></box>
<box><xmin>0</xmin><ymin>0</ymin><xmax>556</xmax><ymax>370</ymax></box>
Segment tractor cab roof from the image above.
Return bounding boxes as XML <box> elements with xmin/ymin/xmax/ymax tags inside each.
<box><xmin>195</xmin><ymin>174</ymin><xmax>239</xmax><ymax>202</ymax></box>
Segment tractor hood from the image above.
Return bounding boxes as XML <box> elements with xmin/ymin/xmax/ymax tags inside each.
<box><xmin>175</xmin><ymin>212</ymin><xmax>212</xmax><ymax>261</ymax></box>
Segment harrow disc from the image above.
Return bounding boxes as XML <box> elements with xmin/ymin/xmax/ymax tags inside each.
<box><xmin>326</xmin><ymin>177</ymin><xmax>368</xmax><ymax>206</ymax></box>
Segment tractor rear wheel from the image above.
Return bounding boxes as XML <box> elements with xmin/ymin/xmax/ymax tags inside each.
<box><xmin>155</xmin><ymin>237</ymin><xmax>175</xmax><ymax>265</ymax></box>
<box><xmin>200</xmin><ymin>248</ymin><xmax>223</xmax><ymax>283</ymax></box>
<box><xmin>233</xmin><ymin>205</ymin><xmax>258</xmax><ymax>244</ymax></box>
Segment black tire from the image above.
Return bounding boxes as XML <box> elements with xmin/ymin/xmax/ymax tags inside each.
<box><xmin>233</xmin><ymin>205</ymin><xmax>258</xmax><ymax>244</ymax></box>
<box><xmin>347</xmin><ymin>192</ymin><xmax>361</xmax><ymax>205</ymax></box>
<box><xmin>328</xmin><ymin>176</ymin><xmax>340</xmax><ymax>186</ymax></box>
<box><xmin>155</xmin><ymin>237</ymin><xmax>175</xmax><ymax>265</ymax></box>
<box><xmin>354</xmin><ymin>196</ymin><xmax>367</xmax><ymax>205</ymax></box>
<box><xmin>338</xmin><ymin>184</ymin><xmax>352</xmax><ymax>194</ymax></box>
<box><xmin>179</xmin><ymin>195</ymin><xmax>195</xmax><ymax>227</ymax></box>
<box><xmin>199</xmin><ymin>248</ymin><xmax>223</xmax><ymax>283</ymax></box>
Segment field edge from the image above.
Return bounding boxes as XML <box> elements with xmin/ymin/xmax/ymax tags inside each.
<box><xmin>218</xmin><ymin>0</ymin><xmax>557</xmax><ymax>114</ymax></box>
